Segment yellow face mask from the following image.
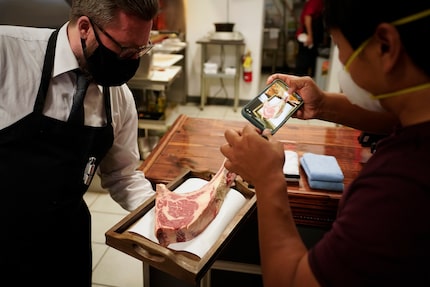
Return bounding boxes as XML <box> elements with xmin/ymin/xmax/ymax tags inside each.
<box><xmin>343</xmin><ymin>9</ymin><xmax>430</xmax><ymax>100</ymax></box>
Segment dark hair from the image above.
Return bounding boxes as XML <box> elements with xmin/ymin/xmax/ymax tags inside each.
<box><xmin>323</xmin><ymin>0</ymin><xmax>430</xmax><ymax>75</ymax></box>
<box><xmin>70</xmin><ymin>0</ymin><xmax>159</xmax><ymax>26</ymax></box>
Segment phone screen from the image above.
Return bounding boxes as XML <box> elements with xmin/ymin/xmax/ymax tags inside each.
<box><xmin>241</xmin><ymin>79</ymin><xmax>304</xmax><ymax>134</ymax></box>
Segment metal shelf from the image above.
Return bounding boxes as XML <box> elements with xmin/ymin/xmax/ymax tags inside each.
<box><xmin>202</xmin><ymin>72</ymin><xmax>236</xmax><ymax>79</ymax></box>
<box><xmin>196</xmin><ymin>36</ymin><xmax>245</xmax><ymax>112</ymax></box>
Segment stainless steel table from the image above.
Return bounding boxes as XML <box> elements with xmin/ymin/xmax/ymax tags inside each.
<box><xmin>196</xmin><ymin>34</ymin><xmax>245</xmax><ymax>112</ymax></box>
<box><xmin>127</xmin><ymin>54</ymin><xmax>183</xmax><ymax>134</ymax></box>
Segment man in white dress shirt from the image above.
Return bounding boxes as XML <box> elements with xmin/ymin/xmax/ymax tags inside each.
<box><xmin>0</xmin><ymin>0</ymin><xmax>158</xmax><ymax>285</ymax></box>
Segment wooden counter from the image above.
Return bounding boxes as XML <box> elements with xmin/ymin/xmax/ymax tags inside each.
<box><xmin>138</xmin><ymin>114</ymin><xmax>364</xmax><ymax>228</ymax></box>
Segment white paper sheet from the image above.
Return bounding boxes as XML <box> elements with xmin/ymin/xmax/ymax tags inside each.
<box><xmin>127</xmin><ymin>178</ymin><xmax>247</xmax><ymax>258</ymax></box>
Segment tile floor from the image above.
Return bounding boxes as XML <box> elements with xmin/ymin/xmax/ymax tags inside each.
<box><xmin>86</xmin><ymin>74</ymin><xmax>336</xmax><ymax>287</ymax></box>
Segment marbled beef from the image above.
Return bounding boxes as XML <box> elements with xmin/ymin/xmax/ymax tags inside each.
<box><xmin>154</xmin><ymin>162</ymin><xmax>236</xmax><ymax>247</ymax></box>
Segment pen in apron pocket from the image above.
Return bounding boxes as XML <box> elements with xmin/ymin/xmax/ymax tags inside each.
<box><xmin>83</xmin><ymin>157</ymin><xmax>96</xmax><ymax>185</ymax></box>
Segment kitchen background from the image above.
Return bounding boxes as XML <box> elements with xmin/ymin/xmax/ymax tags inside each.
<box><xmin>0</xmin><ymin>0</ymin><xmax>341</xmax><ymax>105</ymax></box>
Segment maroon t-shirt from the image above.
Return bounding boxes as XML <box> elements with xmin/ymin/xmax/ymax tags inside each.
<box><xmin>309</xmin><ymin>122</ymin><xmax>430</xmax><ymax>286</ymax></box>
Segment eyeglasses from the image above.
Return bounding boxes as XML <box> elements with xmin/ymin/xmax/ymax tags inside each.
<box><xmin>90</xmin><ymin>19</ymin><xmax>153</xmax><ymax>59</ymax></box>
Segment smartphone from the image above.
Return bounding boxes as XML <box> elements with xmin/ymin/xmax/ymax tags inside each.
<box><xmin>241</xmin><ymin>79</ymin><xmax>304</xmax><ymax>134</ymax></box>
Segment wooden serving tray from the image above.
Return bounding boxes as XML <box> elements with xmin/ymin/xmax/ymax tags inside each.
<box><xmin>105</xmin><ymin>169</ymin><xmax>256</xmax><ymax>285</ymax></box>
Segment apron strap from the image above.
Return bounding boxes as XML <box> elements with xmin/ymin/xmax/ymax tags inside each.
<box><xmin>33</xmin><ymin>29</ymin><xmax>59</xmax><ymax>114</ymax></box>
<box><xmin>103</xmin><ymin>86</ymin><xmax>113</xmax><ymax>124</ymax></box>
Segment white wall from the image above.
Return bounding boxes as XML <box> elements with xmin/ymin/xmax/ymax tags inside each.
<box><xmin>326</xmin><ymin>44</ymin><xmax>341</xmax><ymax>93</ymax></box>
<box><xmin>185</xmin><ymin>0</ymin><xmax>265</xmax><ymax>101</ymax></box>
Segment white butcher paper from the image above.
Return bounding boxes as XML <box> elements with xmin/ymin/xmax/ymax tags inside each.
<box><xmin>127</xmin><ymin>178</ymin><xmax>248</xmax><ymax>258</ymax></box>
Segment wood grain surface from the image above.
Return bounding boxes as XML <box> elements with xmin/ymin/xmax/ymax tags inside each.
<box><xmin>138</xmin><ymin>114</ymin><xmax>365</xmax><ymax>228</ymax></box>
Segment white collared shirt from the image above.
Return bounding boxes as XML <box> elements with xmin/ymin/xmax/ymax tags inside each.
<box><xmin>0</xmin><ymin>23</ymin><xmax>154</xmax><ymax>211</ymax></box>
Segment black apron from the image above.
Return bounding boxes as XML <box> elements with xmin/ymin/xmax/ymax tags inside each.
<box><xmin>0</xmin><ymin>30</ymin><xmax>114</xmax><ymax>286</ymax></box>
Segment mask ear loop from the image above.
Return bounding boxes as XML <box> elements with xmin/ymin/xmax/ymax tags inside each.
<box><xmin>81</xmin><ymin>38</ymin><xmax>87</xmax><ymax>50</ymax></box>
<box><xmin>391</xmin><ymin>9</ymin><xmax>430</xmax><ymax>26</ymax></box>
<box><xmin>344</xmin><ymin>38</ymin><xmax>370</xmax><ymax>72</ymax></box>
<box><xmin>373</xmin><ymin>83</ymin><xmax>430</xmax><ymax>100</ymax></box>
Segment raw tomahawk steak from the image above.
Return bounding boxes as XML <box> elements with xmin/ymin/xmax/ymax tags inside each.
<box><xmin>154</xmin><ymin>163</ymin><xmax>236</xmax><ymax>247</ymax></box>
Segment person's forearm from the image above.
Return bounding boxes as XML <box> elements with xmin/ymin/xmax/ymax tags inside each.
<box><xmin>318</xmin><ymin>92</ymin><xmax>399</xmax><ymax>134</ymax></box>
<box><xmin>304</xmin><ymin>15</ymin><xmax>313</xmax><ymax>40</ymax></box>
<box><xmin>254</xmin><ymin>172</ymin><xmax>308</xmax><ymax>287</ymax></box>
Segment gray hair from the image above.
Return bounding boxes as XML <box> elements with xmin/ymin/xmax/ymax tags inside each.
<box><xmin>70</xmin><ymin>0</ymin><xmax>159</xmax><ymax>26</ymax></box>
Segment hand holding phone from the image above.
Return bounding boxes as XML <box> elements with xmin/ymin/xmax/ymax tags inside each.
<box><xmin>241</xmin><ymin>79</ymin><xmax>304</xmax><ymax>134</ymax></box>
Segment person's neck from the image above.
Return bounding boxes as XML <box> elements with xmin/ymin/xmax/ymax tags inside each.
<box><xmin>393</xmin><ymin>86</ymin><xmax>430</xmax><ymax>126</ymax></box>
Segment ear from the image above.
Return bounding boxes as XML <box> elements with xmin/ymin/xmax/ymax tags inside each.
<box><xmin>77</xmin><ymin>16</ymin><xmax>91</xmax><ymax>40</ymax></box>
<box><xmin>374</xmin><ymin>23</ymin><xmax>402</xmax><ymax>73</ymax></box>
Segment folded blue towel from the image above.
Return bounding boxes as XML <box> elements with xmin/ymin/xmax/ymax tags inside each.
<box><xmin>306</xmin><ymin>178</ymin><xmax>344</xmax><ymax>191</ymax></box>
<box><xmin>300</xmin><ymin>153</ymin><xmax>344</xmax><ymax>191</ymax></box>
<box><xmin>300</xmin><ymin>153</ymin><xmax>344</xmax><ymax>182</ymax></box>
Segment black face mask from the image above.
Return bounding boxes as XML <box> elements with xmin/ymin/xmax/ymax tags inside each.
<box><xmin>81</xmin><ymin>38</ymin><xmax>140</xmax><ymax>87</ymax></box>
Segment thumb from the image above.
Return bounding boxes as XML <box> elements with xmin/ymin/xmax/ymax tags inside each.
<box><xmin>261</xmin><ymin>129</ymin><xmax>272</xmax><ymax>140</ymax></box>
